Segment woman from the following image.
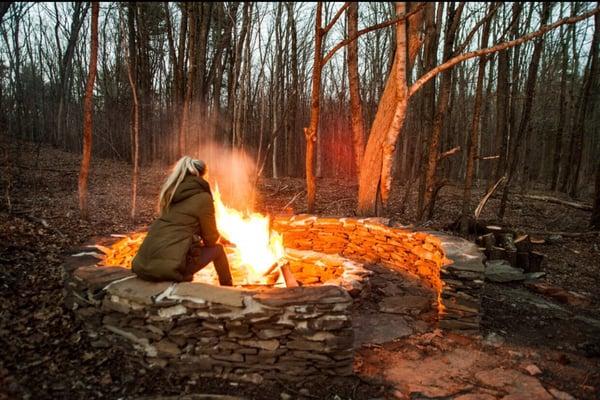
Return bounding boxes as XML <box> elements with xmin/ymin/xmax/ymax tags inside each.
<box><xmin>132</xmin><ymin>156</ymin><xmax>233</xmax><ymax>285</ymax></box>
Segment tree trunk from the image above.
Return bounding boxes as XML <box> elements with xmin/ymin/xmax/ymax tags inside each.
<box><xmin>78</xmin><ymin>2</ymin><xmax>99</xmax><ymax>219</ymax></box>
<box><xmin>419</xmin><ymin>3</ymin><xmax>463</xmax><ymax>221</ymax></box>
<box><xmin>179</xmin><ymin>3</ymin><xmax>198</xmax><ymax>157</ymax></box>
<box><xmin>126</xmin><ymin>3</ymin><xmax>140</xmax><ymax>221</ymax></box>
<box><xmin>460</xmin><ymin>4</ymin><xmax>492</xmax><ymax>234</ymax></box>
<box><xmin>356</xmin><ymin>2</ymin><xmax>424</xmax><ymax>216</ymax></box>
<box><xmin>592</xmin><ymin>161</ymin><xmax>600</xmax><ymax>229</ymax></box>
<box><xmin>500</xmin><ymin>3</ymin><xmax>552</xmax><ymax>219</ymax></box>
<box><xmin>347</xmin><ymin>2</ymin><xmax>366</xmax><ymax>179</ymax></box>
<box><xmin>568</xmin><ymin>7</ymin><xmax>599</xmax><ymax>198</ymax></box>
<box><xmin>305</xmin><ymin>2</ymin><xmax>323</xmax><ymax>213</ymax></box>
<box><xmin>551</xmin><ymin>21</ymin><xmax>569</xmax><ymax>191</ymax></box>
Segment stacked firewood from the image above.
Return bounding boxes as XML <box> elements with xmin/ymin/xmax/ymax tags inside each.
<box><xmin>476</xmin><ymin>226</ymin><xmax>544</xmax><ymax>272</ymax></box>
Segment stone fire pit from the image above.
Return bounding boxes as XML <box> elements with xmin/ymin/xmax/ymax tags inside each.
<box><xmin>63</xmin><ymin>215</ymin><xmax>484</xmax><ymax>384</ymax></box>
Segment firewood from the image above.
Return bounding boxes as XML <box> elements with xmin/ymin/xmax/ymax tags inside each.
<box><xmin>489</xmin><ymin>246</ymin><xmax>506</xmax><ymax>260</ymax></box>
<box><xmin>528</xmin><ymin>251</ymin><xmax>545</xmax><ymax>272</ymax></box>
<box><xmin>481</xmin><ymin>233</ymin><xmax>495</xmax><ymax>251</ymax></box>
<box><xmin>497</xmin><ymin>232</ymin><xmax>516</xmax><ymax>251</ymax></box>
<box><xmin>517</xmin><ymin>252</ymin><xmax>530</xmax><ymax>271</ymax></box>
<box><xmin>280</xmin><ymin>263</ymin><xmax>299</xmax><ymax>287</ymax></box>
<box><xmin>514</xmin><ymin>235</ymin><xmax>531</xmax><ymax>252</ymax></box>
<box><xmin>504</xmin><ymin>249</ymin><xmax>517</xmax><ymax>267</ymax></box>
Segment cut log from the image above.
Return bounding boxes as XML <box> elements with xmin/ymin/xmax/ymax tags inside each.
<box><xmin>514</xmin><ymin>235</ymin><xmax>531</xmax><ymax>252</ymax></box>
<box><xmin>489</xmin><ymin>246</ymin><xmax>506</xmax><ymax>260</ymax></box>
<box><xmin>504</xmin><ymin>249</ymin><xmax>517</xmax><ymax>267</ymax></box>
<box><xmin>528</xmin><ymin>251</ymin><xmax>545</xmax><ymax>272</ymax></box>
<box><xmin>481</xmin><ymin>233</ymin><xmax>496</xmax><ymax>251</ymax></box>
<box><xmin>517</xmin><ymin>252</ymin><xmax>530</xmax><ymax>271</ymax></box>
<box><xmin>497</xmin><ymin>232</ymin><xmax>516</xmax><ymax>250</ymax></box>
<box><xmin>280</xmin><ymin>263</ymin><xmax>299</xmax><ymax>287</ymax></box>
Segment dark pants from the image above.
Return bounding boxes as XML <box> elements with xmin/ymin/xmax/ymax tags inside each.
<box><xmin>181</xmin><ymin>243</ymin><xmax>233</xmax><ymax>286</ymax></box>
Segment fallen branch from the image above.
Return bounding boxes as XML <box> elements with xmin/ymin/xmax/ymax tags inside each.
<box><xmin>477</xmin><ymin>154</ymin><xmax>500</xmax><ymax>160</ymax></box>
<box><xmin>474</xmin><ymin>176</ymin><xmax>507</xmax><ymax>219</ymax></box>
<box><xmin>528</xmin><ymin>230</ymin><xmax>600</xmax><ymax>237</ymax></box>
<box><xmin>514</xmin><ymin>194</ymin><xmax>592</xmax><ymax>211</ymax></box>
<box><xmin>282</xmin><ymin>191</ymin><xmax>304</xmax><ymax>211</ymax></box>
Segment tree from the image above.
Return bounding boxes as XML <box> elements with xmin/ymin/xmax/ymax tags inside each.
<box><xmin>78</xmin><ymin>1</ymin><xmax>99</xmax><ymax>219</ymax></box>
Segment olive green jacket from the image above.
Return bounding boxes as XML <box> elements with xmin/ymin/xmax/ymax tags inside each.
<box><xmin>132</xmin><ymin>174</ymin><xmax>219</xmax><ymax>281</ymax></box>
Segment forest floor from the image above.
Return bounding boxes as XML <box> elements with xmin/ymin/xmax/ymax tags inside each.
<box><xmin>1</xmin><ymin>141</ymin><xmax>599</xmax><ymax>400</ymax></box>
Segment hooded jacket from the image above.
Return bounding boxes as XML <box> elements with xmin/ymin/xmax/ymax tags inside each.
<box><xmin>132</xmin><ymin>174</ymin><xmax>219</xmax><ymax>281</ymax></box>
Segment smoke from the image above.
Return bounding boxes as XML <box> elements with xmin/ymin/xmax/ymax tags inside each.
<box><xmin>193</xmin><ymin>141</ymin><xmax>258</xmax><ymax>212</ymax></box>
<box><xmin>171</xmin><ymin>101</ymin><xmax>259</xmax><ymax>211</ymax></box>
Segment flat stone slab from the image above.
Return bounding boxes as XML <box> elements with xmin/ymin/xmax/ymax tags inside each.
<box><xmin>74</xmin><ymin>265</ymin><xmax>134</xmax><ymax>290</ymax></box>
<box><xmin>171</xmin><ymin>282</ymin><xmax>246</xmax><ymax>307</ymax></box>
<box><xmin>379</xmin><ymin>295</ymin><xmax>432</xmax><ymax>314</ymax></box>
<box><xmin>252</xmin><ymin>285</ymin><xmax>350</xmax><ymax>307</ymax></box>
<box><xmin>485</xmin><ymin>260</ymin><xmax>526</xmax><ymax>283</ymax></box>
<box><xmin>353</xmin><ymin>313</ymin><xmax>413</xmax><ymax>345</ymax></box>
<box><xmin>106</xmin><ymin>278</ymin><xmax>171</xmax><ymax>305</ymax></box>
<box><xmin>475</xmin><ymin>368</ymin><xmax>553</xmax><ymax>399</ymax></box>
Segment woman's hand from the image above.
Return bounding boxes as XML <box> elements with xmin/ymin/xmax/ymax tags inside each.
<box><xmin>218</xmin><ymin>236</ymin><xmax>235</xmax><ymax>247</ymax></box>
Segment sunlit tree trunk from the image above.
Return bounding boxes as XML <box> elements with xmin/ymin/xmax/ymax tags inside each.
<box><xmin>126</xmin><ymin>2</ymin><xmax>139</xmax><ymax>221</ymax></box>
<box><xmin>78</xmin><ymin>1</ymin><xmax>99</xmax><ymax>219</ymax></box>
<box><xmin>305</xmin><ymin>2</ymin><xmax>323</xmax><ymax>213</ymax></box>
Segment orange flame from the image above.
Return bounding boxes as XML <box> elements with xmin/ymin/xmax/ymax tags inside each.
<box><xmin>212</xmin><ymin>185</ymin><xmax>285</xmax><ymax>284</ymax></box>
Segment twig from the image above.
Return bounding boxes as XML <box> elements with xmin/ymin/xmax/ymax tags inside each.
<box><xmin>528</xmin><ymin>230</ymin><xmax>600</xmax><ymax>237</ymax></box>
<box><xmin>283</xmin><ymin>191</ymin><xmax>304</xmax><ymax>211</ymax></box>
<box><xmin>514</xmin><ymin>194</ymin><xmax>592</xmax><ymax>211</ymax></box>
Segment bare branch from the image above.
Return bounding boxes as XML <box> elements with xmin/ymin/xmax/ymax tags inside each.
<box><xmin>409</xmin><ymin>7</ymin><xmax>600</xmax><ymax>97</ymax></box>
<box><xmin>322</xmin><ymin>3</ymin><xmax>426</xmax><ymax>66</ymax></box>
<box><xmin>322</xmin><ymin>2</ymin><xmax>350</xmax><ymax>34</ymax></box>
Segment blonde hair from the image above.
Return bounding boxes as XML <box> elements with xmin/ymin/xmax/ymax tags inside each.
<box><xmin>158</xmin><ymin>156</ymin><xmax>206</xmax><ymax>214</ymax></box>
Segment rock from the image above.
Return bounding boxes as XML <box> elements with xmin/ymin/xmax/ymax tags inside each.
<box><xmin>483</xmin><ymin>332</ymin><xmax>505</xmax><ymax>348</ymax></box>
<box><xmin>524</xmin><ymin>364</ymin><xmax>542</xmax><ymax>376</ymax></box>
<box><xmin>155</xmin><ymin>339</ymin><xmax>181</xmax><ymax>357</ymax></box>
<box><xmin>475</xmin><ymin>368</ymin><xmax>553</xmax><ymax>400</ymax></box>
<box><xmin>525</xmin><ymin>282</ymin><xmax>592</xmax><ymax>307</ymax></box>
<box><xmin>547</xmin><ymin>234</ymin><xmax>563</xmax><ymax>244</ymax></box>
<box><xmin>280</xmin><ymin>393</ymin><xmax>292</xmax><ymax>400</ymax></box>
<box><xmin>525</xmin><ymin>272</ymin><xmax>546</xmax><ymax>280</ymax></box>
<box><xmin>171</xmin><ymin>282</ymin><xmax>245</xmax><ymax>307</ymax></box>
<box><xmin>106</xmin><ymin>278</ymin><xmax>171</xmax><ymax>305</ymax></box>
<box><xmin>239</xmin><ymin>339</ymin><xmax>280</xmax><ymax>351</ymax></box>
<box><xmin>548</xmin><ymin>387</ymin><xmax>576</xmax><ymax>400</ymax></box>
<box><xmin>353</xmin><ymin>313</ymin><xmax>413</xmax><ymax>346</ymax></box>
<box><xmin>379</xmin><ymin>295</ymin><xmax>431</xmax><ymax>314</ymax></box>
<box><xmin>485</xmin><ymin>260</ymin><xmax>526</xmax><ymax>282</ymax></box>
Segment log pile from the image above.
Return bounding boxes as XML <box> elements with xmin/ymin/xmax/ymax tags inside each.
<box><xmin>476</xmin><ymin>227</ymin><xmax>544</xmax><ymax>272</ymax></box>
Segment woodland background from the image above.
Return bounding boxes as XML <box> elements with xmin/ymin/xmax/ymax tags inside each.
<box><xmin>1</xmin><ymin>2</ymin><xmax>599</xmax><ymax>224</ymax></box>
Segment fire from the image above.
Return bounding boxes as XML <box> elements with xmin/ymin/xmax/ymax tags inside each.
<box><xmin>212</xmin><ymin>185</ymin><xmax>285</xmax><ymax>283</ymax></box>
<box><xmin>100</xmin><ymin>182</ymin><xmax>285</xmax><ymax>286</ymax></box>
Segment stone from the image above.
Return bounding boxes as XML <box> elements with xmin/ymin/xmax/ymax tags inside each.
<box><xmin>524</xmin><ymin>364</ymin><xmax>542</xmax><ymax>376</ymax></box>
<box><xmin>239</xmin><ymin>339</ymin><xmax>280</xmax><ymax>351</ymax></box>
<box><xmin>106</xmin><ymin>278</ymin><xmax>171</xmax><ymax>305</ymax></box>
<box><xmin>548</xmin><ymin>387</ymin><xmax>576</xmax><ymax>400</ymax></box>
<box><xmin>286</xmin><ymin>339</ymin><xmax>328</xmax><ymax>352</ymax></box>
<box><xmin>475</xmin><ymin>368</ymin><xmax>553</xmax><ymax>400</ymax></box>
<box><xmin>171</xmin><ymin>282</ymin><xmax>246</xmax><ymax>307</ymax></box>
<box><xmin>74</xmin><ymin>265</ymin><xmax>134</xmax><ymax>290</ymax></box>
<box><xmin>255</xmin><ymin>329</ymin><xmax>292</xmax><ymax>339</ymax></box>
<box><xmin>379</xmin><ymin>295</ymin><xmax>431</xmax><ymax>314</ymax></box>
<box><xmin>255</xmin><ymin>286</ymin><xmax>351</xmax><ymax>307</ymax></box>
<box><xmin>155</xmin><ymin>339</ymin><xmax>181</xmax><ymax>357</ymax></box>
<box><xmin>157</xmin><ymin>305</ymin><xmax>187</xmax><ymax>318</ymax></box>
<box><xmin>353</xmin><ymin>313</ymin><xmax>412</xmax><ymax>346</ymax></box>
<box><xmin>484</xmin><ymin>260</ymin><xmax>526</xmax><ymax>283</ymax></box>
<box><xmin>308</xmin><ymin>315</ymin><xmax>351</xmax><ymax>331</ymax></box>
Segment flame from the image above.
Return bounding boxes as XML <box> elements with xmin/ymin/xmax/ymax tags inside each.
<box><xmin>212</xmin><ymin>185</ymin><xmax>285</xmax><ymax>283</ymax></box>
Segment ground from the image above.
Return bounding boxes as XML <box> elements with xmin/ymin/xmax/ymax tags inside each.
<box><xmin>1</xmin><ymin>141</ymin><xmax>599</xmax><ymax>399</ymax></box>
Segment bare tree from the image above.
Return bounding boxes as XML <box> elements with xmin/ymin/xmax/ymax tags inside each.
<box><xmin>78</xmin><ymin>1</ymin><xmax>99</xmax><ymax>219</ymax></box>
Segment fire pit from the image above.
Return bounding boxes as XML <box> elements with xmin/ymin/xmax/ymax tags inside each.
<box><xmin>63</xmin><ymin>215</ymin><xmax>484</xmax><ymax>384</ymax></box>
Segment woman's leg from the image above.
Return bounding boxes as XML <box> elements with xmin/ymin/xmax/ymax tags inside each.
<box><xmin>183</xmin><ymin>243</ymin><xmax>233</xmax><ymax>286</ymax></box>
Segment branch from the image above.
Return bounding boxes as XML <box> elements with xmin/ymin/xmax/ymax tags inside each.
<box><xmin>474</xmin><ymin>176</ymin><xmax>507</xmax><ymax>219</ymax></box>
<box><xmin>477</xmin><ymin>155</ymin><xmax>500</xmax><ymax>160</ymax></box>
<box><xmin>409</xmin><ymin>7</ymin><xmax>600</xmax><ymax>97</ymax></box>
<box><xmin>322</xmin><ymin>2</ymin><xmax>350</xmax><ymax>35</ymax></box>
<box><xmin>322</xmin><ymin>3</ymin><xmax>426</xmax><ymax>66</ymax></box>
<box><xmin>514</xmin><ymin>194</ymin><xmax>593</xmax><ymax>211</ymax></box>
<box><xmin>438</xmin><ymin>146</ymin><xmax>461</xmax><ymax>161</ymax></box>
<box><xmin>454</xmin><ymin>2</ymin><xmax>501</xmax><ymax>56</ymax></box>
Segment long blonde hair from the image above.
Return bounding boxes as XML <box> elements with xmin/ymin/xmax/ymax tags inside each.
<box><xmin>158</xmin><ymin>156</ymin><xmax>206</xmax><ymax>214</ymax></box>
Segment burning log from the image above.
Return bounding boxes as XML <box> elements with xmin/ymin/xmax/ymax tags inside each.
<box><xmin>280</xmin><ymin>262</ymin><xmax>299</xmax><ymax>288</ymax></box>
